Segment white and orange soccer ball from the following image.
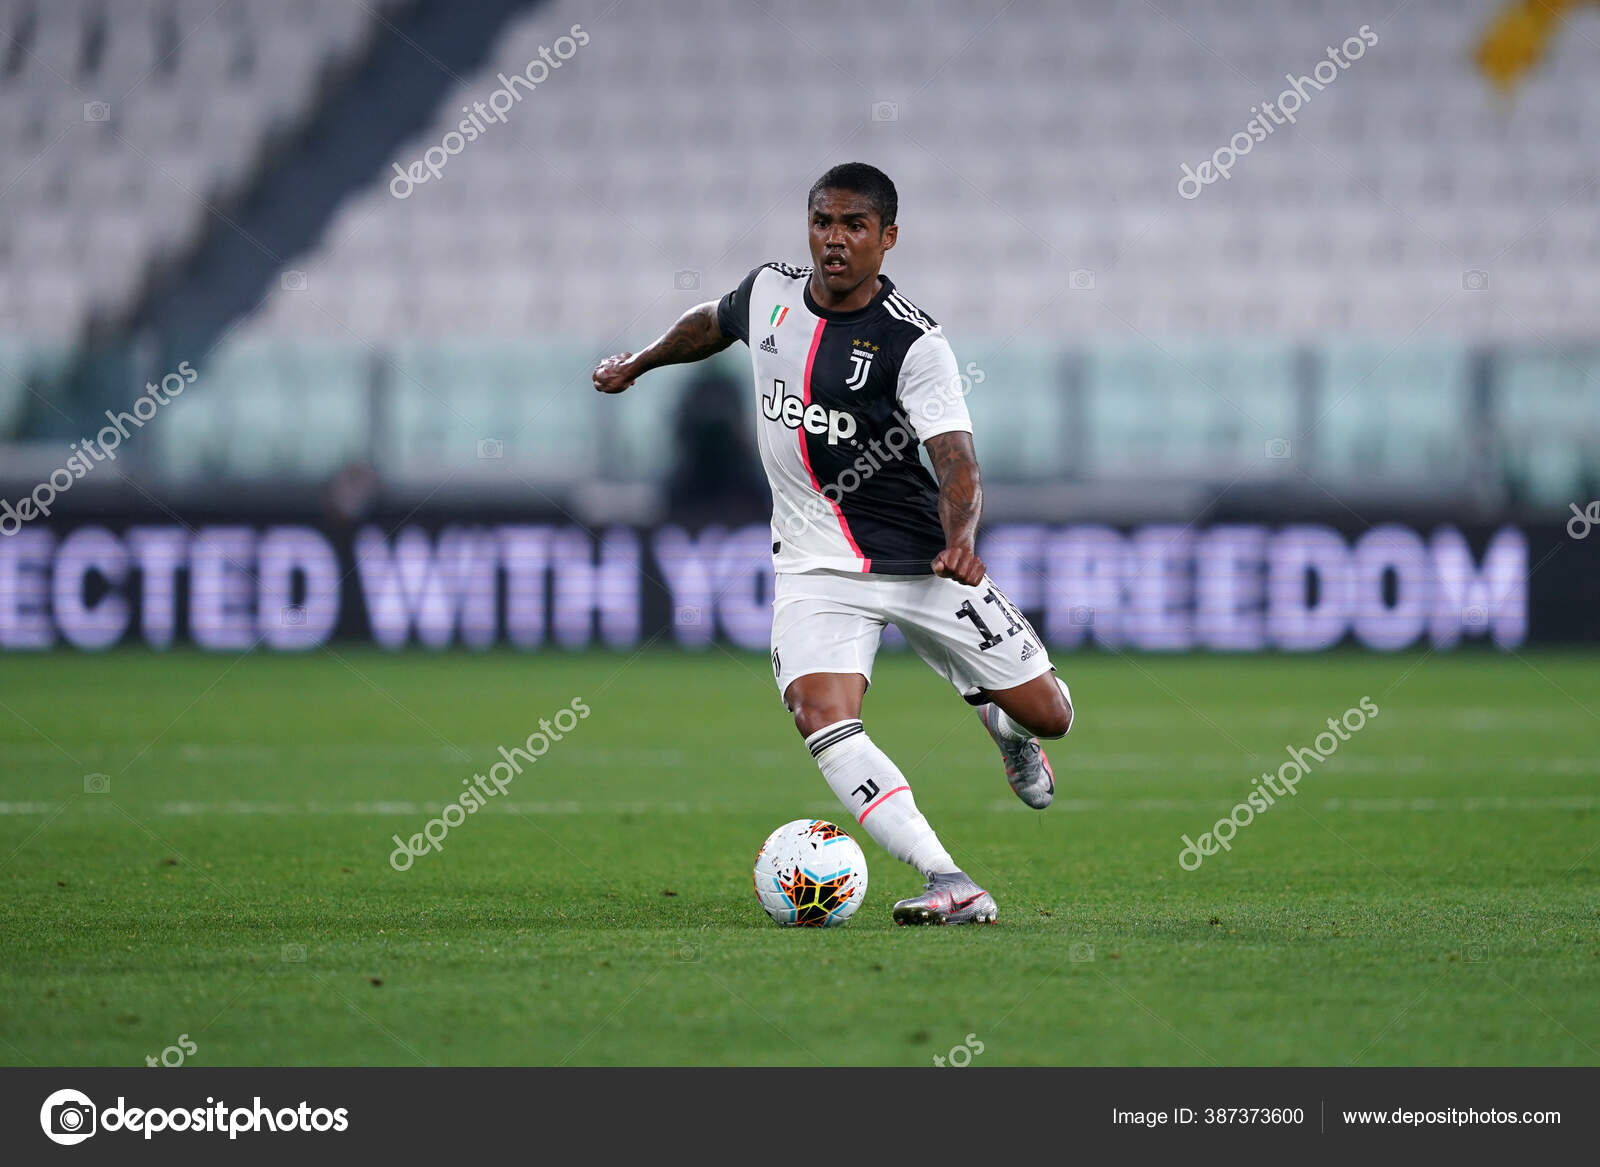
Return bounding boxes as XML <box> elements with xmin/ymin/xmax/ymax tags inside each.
<box><xmin>753</xmin><ymin>819</ymin><xmax>869</xmax><ymax>927</ymax></box>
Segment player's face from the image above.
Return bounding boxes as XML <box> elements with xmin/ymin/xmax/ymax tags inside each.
<box><xmin>808</xmin><ymin>189</ymin><xmax>897</xmax><ymax>299</ymax></box>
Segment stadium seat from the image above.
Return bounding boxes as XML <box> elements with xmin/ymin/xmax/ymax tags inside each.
<box><xmin>0</xmin><ymin>0</ymin><xmax>391</xmax><ymax>342</ymax></box>
<box><xmin>4</xmin><ymin>0</ymin><xmax>1591</xmax><ymax>514</ymax></box>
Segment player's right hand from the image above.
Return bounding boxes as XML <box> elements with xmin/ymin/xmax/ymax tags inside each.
<box><xmin>592</xmin><ymin>353</ymin><xmax>638</xmax><ymax>394</ymax></box>
<box><xmin>931</xmin><ymin>545</ymin><xmax>986</xmax><ymax>587</ymax></box>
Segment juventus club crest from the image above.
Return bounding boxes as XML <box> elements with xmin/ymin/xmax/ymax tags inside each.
<box><xmin>845</xmin><ymin>347</ymin><xmax>875</xmax><ymax>391</ymax></box>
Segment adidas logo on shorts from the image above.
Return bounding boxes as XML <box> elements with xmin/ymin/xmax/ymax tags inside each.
<box><xmin>1019</xmin><ymin>639</ymin><xmax>1039</xmax><ymax>661</ymax></box>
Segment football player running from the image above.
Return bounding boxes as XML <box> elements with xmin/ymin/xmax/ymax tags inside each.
<box><xmin>593</xmin><ymin>163</ymin><xmax>1074</xmax><ymax>924</ymax></box>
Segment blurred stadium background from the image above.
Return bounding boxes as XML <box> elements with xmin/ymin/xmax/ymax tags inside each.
<box><xmin>1</xmin><ymin>0</ymin><xmax>1597</xmax><ymax>652</ymax></box>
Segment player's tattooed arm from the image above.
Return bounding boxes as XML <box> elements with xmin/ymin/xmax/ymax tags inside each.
<box><xmin>592</xmin><ymin>302</ymin><xmax>733</xmax><ymax>393</ymax></box>
<box><xmin>926</xmin><ymin>431</ymin><xmax>987</xmax><ymax>586</ymax></box>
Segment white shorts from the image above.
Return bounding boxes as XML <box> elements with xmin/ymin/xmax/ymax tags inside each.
<box><xmin>770</xmin><ymin>569</ymin><xmax>1057</xmax><ymax>702</ymax></box>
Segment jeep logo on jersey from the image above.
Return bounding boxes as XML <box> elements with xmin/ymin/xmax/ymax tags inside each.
<box><xmin>844</xmin><ymin>349</ymin><xmax>874</xmax><ymax>391</ymax></box>
<box><xmin>760</xmin><ymin>379</ymin><xmax>858</xmax><ymax>444</ymax></box>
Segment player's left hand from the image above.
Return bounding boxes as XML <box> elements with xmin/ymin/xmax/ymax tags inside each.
<box><xmin>931</xmin><ymin>545</ymin><xmax>985</xmax><ymax>587</ymax></box>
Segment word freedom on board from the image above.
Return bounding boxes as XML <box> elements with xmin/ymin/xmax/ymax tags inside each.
<box><xmin>0</xmin><ymin>522</ymin><xmax>1530</xmax><ymax>652</ymax></box>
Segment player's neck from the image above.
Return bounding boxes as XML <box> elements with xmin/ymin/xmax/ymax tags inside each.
<box><xmin>808</xmin><ymin>272</ymin><xmax>884</xmax><ymax>315</ymax></box>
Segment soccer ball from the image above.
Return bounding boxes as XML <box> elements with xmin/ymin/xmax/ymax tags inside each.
<box><xmin>753</xmin><ymin>819</ymin><xmax>869</xmax><ymax>927</ymax></box>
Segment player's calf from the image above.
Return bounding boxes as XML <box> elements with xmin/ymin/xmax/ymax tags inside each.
<box><xmin>804</xmin><ymin>716</ymin><xmax>959</xmax><ymax>880</ymax></box>
<box><xmin>790</xmin><ymin>672</ymin><xmax>972</xmax><ymax>917</ymax></box>
<box><xmin>987</xmin><ymin>673</ymin><xmax>1074</xmax><ymax>740</ymax></box>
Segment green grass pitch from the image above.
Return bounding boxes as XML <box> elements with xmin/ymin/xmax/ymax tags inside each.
<box><xmin>1</xmin><ymin>647</ymin><xmax>1596</xmax><ymax>1066</ymax></box>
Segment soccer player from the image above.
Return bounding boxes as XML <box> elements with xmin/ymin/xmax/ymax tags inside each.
<box><xmin>593</xmin><ymin>163</ymin><xmax>1074</xmax><ymax>924</ymax></box>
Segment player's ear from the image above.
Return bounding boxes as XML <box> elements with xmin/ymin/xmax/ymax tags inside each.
<box><xmin>880</xmin><ymin>222</ymin><xmax>897</xmax><ymax>252</ymax></box>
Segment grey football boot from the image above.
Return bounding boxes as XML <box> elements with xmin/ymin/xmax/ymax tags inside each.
<box><xmin>978</xmin><ymin>703</ymin><xmax>1055</xmax><ymax>809</ymax></box>
<box><xmin>892</xmin><ymin>871</ymin><xmax>997</xmax><ymax>925</ymax></box>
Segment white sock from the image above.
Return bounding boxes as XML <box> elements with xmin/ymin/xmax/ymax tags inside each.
<box><xmin>806</xmin><ymin>719</ymin><xmax>957</xmax><ymax>877</ymax></box>
<box><xmin>988</xmin><ymin>676</ymin><xmax>1074</xmax><ymax>742</ymax></box>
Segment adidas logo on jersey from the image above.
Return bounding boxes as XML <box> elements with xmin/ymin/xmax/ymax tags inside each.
<box><xmin>1019</xmin><ymin>639</ymin><xmax>1040</xmax><ymax>662</ymax></box>
<box><xmin>759</xmin><ymin>334</ymin><xmax>778</xmax><ymax>353</ymax></box>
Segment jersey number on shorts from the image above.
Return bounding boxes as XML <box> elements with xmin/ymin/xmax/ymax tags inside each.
<box><xmin>955</xmin><ymin>587</ymin><xmax>1029</xmax><ymax>652</ymax></box>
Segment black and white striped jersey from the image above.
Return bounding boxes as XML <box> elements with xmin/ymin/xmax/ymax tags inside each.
<box><xmin>717</xmin><ymin>263</ymin><xmax>971</xmax><ymax>576</ymax></box>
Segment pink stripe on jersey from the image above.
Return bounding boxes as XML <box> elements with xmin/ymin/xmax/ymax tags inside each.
<box><xmin>799</xmin><ymin>318</ymin><xmax>870</xmax><ymax>571</ymax></box>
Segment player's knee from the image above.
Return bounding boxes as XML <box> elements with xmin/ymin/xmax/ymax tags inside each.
<box><xmin>1035</xmin><ymin>697</ymin><xmax>1073</xmax><ymax>740</ymax></box>
<box><xmin>790</xmin><ymin>701</ymin><xmax>857</xmax><ymax>740</ymax></box>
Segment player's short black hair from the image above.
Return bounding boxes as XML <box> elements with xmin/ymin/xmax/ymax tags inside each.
<box><xmin>808</xmin><ymin>163</ymin><xmax>897</xmax><ymax>229</ymax></box>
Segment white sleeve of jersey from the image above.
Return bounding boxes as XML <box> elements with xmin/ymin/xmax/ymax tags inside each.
<box><xmin>896</xmin><ymin>329</ymin><xmax>973</xmax><ymax>442</ymax></box>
